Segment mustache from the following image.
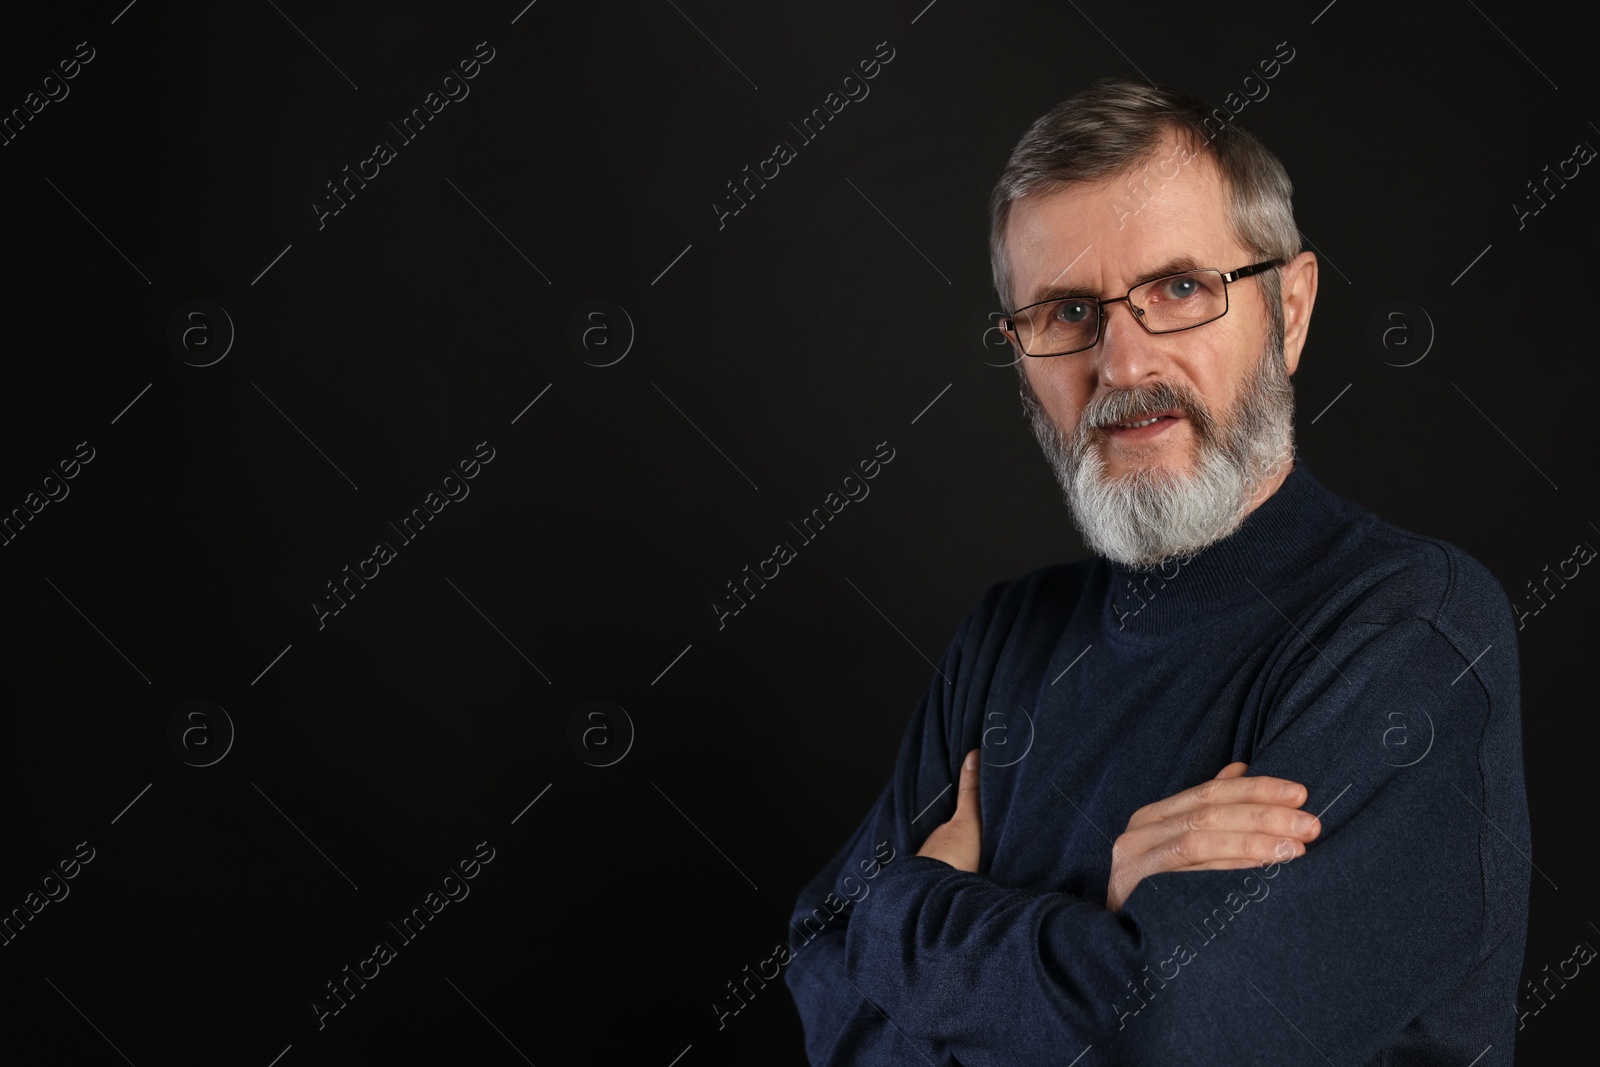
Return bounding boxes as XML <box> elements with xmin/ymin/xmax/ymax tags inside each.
<box><xmin>1078</xmin><ymin>381</ymin><xmax>1213</xmax><ymax>440</ymax></box>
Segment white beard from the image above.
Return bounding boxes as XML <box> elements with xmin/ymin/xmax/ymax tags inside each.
<box><xmin>1019</xmin><ymin>326</ymin><xmax>1297</xmax><ymax>571</ymax></box>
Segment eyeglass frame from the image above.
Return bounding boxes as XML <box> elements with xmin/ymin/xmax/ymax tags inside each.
<box><xmin>1001</xmin><ymin>259</ymin><xmax>1283</xmax><ymax>358</ymax></box>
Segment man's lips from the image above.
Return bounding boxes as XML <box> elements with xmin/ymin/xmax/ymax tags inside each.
<box><xmin>1100</xmin><ymin>407</ymin><xmax>1183</xmax><ymax>430</ymax></box>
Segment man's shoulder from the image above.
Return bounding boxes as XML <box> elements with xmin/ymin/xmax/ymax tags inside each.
<box><xmin>1329</xmin><ymin>506</ymin><xmax>1513</xmax><ymax>633</ymax></box>
<box><xmin>1298</xmin><ymin>500</ymin><xmax>1518</xmax><ymax>695</ymax></box>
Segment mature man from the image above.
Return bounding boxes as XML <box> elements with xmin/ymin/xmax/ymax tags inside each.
<box><xmin>785</xmin><ymin>80</ymin><xmax>1529</xmax><ymax>1065</ymax></box>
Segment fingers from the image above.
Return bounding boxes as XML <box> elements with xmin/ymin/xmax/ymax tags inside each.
<box><xmin>915</xmin><ymin>750</ymin><xmax>985</xmax><ymax>873</ymax></box>
<box><xmin>1108</xmin><ymin>821</ymin><xmax>1306</xmax><ymax>908</ymax></box>
<box><xmin>1108</xmin><ymin>830</ymin><xmax>1301</xmax><ymax>909</ymax></box>
<box><xmin>1161</xmin><ymin>829</ymin><xmax>1308</xmax><ymax>867</ymax></box>
<box><xmin>1107</xmin><ymin>767</ymin><xmax>1316</xmax><ymax>909</ymax></box>
<box><xmin>1109</xmin><ymin>766</ymin><xmax>1319</xmax><ymax>901</ymax></box>
<box><xmin>1180</xmin><ymin>802</ymin><xmax>1320</xmax><ymax>839</ymax></box>
<box><xmin>1193</xmin><ymin>774</ymin><xmax>1306</xmax><ymax>807</ymax></box>
<box><xmin>1118</xmin><ymin>802</ymin><xmax>1318</xmax><ymax>871</ymax></box>
<box><xmin>1131</xmin><ymin>772</ymin><xmax>1308</xmax><ymax>829</ymax></box>
<box><xmin>954</xmin><ymin>749</ymin><xmax>981</xmax><ymax>820</ymax></box>
<box><xmin>1179</xmin><ymin>848</ymin><xmax>1303</xmax><ymax>872</ymax></box>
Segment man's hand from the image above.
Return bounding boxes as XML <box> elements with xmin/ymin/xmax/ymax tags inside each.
<box><xmin>1106</xmin><ymin>761</ymin><xmax>1320</xmax><ymax>912</ymax></box>
<box><xmin>916</xmin><ymin>749</ymin><xmax>982</xmax><ymax>872</ymax></box>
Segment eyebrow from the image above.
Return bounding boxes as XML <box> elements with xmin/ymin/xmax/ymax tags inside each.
<box><xmin>1023</xmin><ymin>255</ymin><xmax>1203</xmax><ymax>307</ymax></box>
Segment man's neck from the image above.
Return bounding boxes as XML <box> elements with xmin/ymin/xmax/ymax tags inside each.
<box><xmin>1099</xmin><ymin>456</ymin><xmax>1357</xmax><ymax>636</ymax></box>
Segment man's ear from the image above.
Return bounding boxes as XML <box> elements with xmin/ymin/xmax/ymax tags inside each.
<box><xmin>1279</xmin><ymin>250</ymin><xmax>1318</xmax><ymax>376</ymax></box>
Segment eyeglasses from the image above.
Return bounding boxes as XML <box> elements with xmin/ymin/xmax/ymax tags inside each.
<box><xmin>1002</xmin><ymin>260</ymin><xmax>1281</xmax><ymax>357</ymax></box>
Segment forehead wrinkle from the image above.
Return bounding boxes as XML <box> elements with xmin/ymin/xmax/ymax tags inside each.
<box><xmin>1040</xmin><ymin>242</ymin><xmax>1093</xmax><ymax>298</ymax></box>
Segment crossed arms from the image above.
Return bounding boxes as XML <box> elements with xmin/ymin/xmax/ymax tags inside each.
<box><xmin>785</xmin><ymin>611</ymin><xmax>1528</xmax><ymax>1066</ymax></box>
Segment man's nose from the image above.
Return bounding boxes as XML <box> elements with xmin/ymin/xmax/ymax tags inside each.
<box><xmin>1094</xmin><ymin>299</ymin><xmax>1161</xmax><ymax>390</ymax></box>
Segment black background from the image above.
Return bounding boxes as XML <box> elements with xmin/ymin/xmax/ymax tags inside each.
<box><xmin>1</xmin><ymin>1</ymin><xmax>1595</xmax><ymax>1063</ymax></box>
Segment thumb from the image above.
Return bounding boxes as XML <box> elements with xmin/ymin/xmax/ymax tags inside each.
<box><xmin>954</xmin><ymin>749</ymin><xmax>981</xmax><ymax>820</ymax></box>
<box><xmin>1215</xmin><ymin>761</ymin><xmax>1249</xmax><ymax>779</ymax></box>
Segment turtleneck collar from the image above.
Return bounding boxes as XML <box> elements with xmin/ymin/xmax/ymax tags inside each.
<box><xmin>1098</xmin><ymin>456</ymin><xmax>1361</xmax><ymax>638</ymax></box>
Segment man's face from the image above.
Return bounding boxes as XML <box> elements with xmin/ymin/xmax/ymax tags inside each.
<box><xmin>1003</xmin><ymin>142</ymin><xmax>1306</xmax><ymax>569</ymax></box>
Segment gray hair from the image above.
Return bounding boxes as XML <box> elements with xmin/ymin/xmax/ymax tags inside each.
<box><xmin>988</xmin><ymin>78</ymin><xmax>1301</xmax><ymax>316</ymax></box>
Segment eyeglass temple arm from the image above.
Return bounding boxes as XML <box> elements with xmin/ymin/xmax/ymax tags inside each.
<box><xmin>1221</xmin><ymin>260</ymin><xmax>1282</xmax><ymax>283</ymax></box>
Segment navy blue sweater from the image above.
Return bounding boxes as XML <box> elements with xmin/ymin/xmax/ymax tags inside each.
<box><xmin>785</xmin><ymin>458</ymin><xmax>1530</xmax><ymax>1065</ymax></box>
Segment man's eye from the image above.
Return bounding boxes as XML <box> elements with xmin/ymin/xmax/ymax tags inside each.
<box><xmin>1160</xmin><ymin>277</ymin><xmax>1198</xmax><ymax>300</ymax></box>
<box><xmin>1054</xmin><ymin>301</ymin><xmax>1092</xmax><ymax>324</ymax></box>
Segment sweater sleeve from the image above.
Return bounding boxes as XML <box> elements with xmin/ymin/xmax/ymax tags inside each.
<box><xmin>784</xmin><ymin>600</ymin><xmax>996</xmax><ymax>1065</ymax></box>
<box><xmin>840</xmin><ymin>600</ymin><xmax>1526</xmax><ymax>1065</ymax></box>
